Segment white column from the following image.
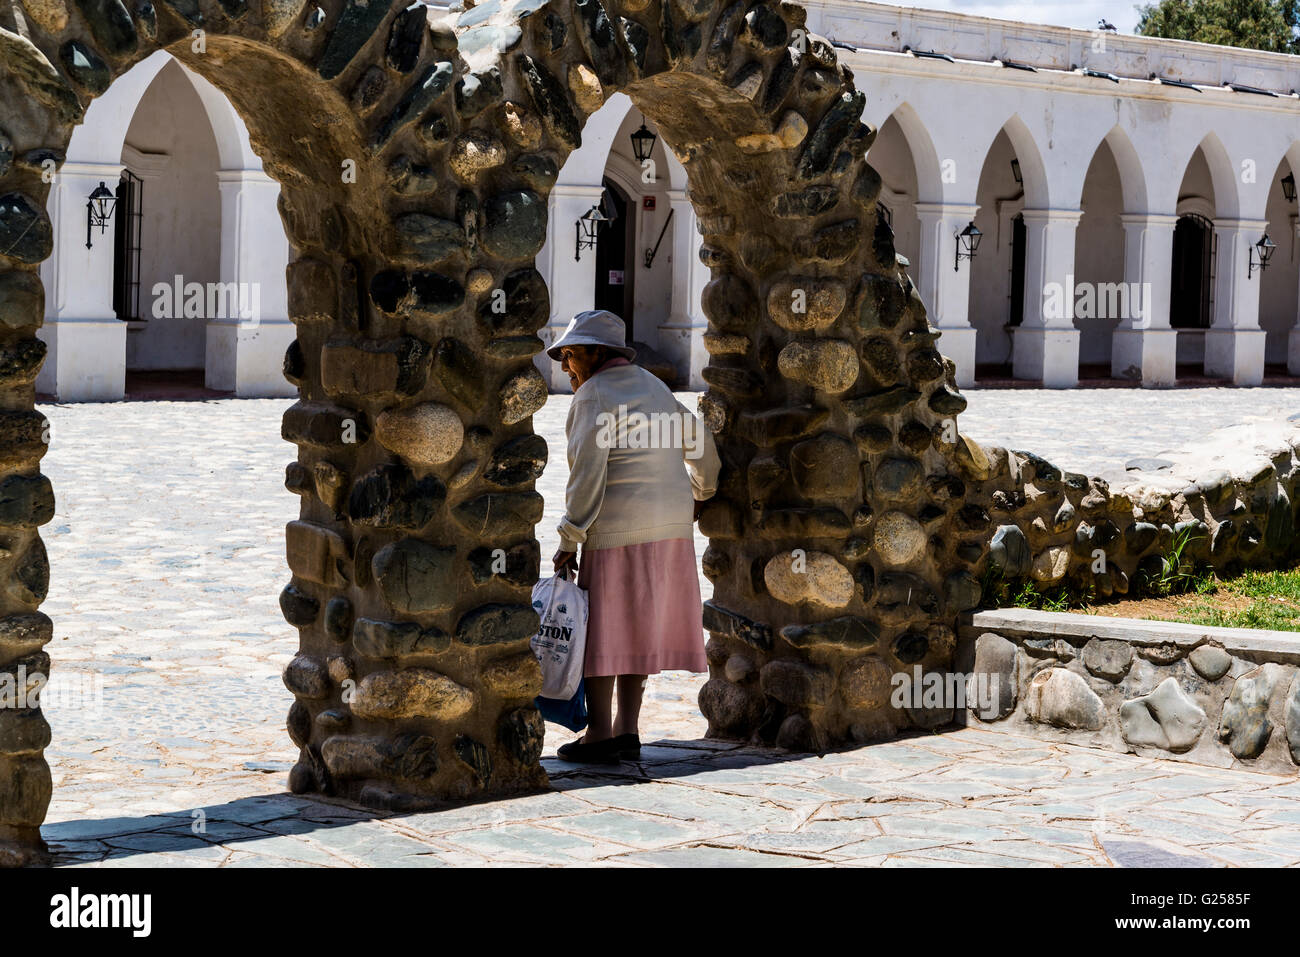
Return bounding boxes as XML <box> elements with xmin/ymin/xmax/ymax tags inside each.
<box><xmin>1289</xmin><ymin>219</ymin><xmax>1300</xmax><ymax>376</ymax></box>
<box><xmin>1012</xmin><ymin>208</ymin><xmax>1084</xmax><ymax>388</ymax></box>
<box><xmin>36</xmin><ymin>161</ymin><xmax>129</xmax><ymax>401</ymax></box>
<box><xmin>1111</xmin><ymin>213</ymin><xmax>1178</xmax><ymax>387</ymax></box>
<box><xmin>655</xmin><ymin>190</ymin><xmax>708</xmax><ymax>390</ymax></box>
<box><xmin>205</xmin><ymin>169</ymin><xmax>295</xmax><ymax>397</ymax></box>
<box><xmin>1206</xmin><ymin>218</ymin><xmax>1268</xmax><ymax>386</ymax></box>
<box><xmin>915</xmin><ymin>202</ymin><xmax>979</xmax><ymax>388</ymax></box>
<box><xmin>534</xmin><ymin>184</ymin><xmax>604</xmax><ymax>393</ymax></box>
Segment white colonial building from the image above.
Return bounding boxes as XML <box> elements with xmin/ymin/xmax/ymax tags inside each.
<box><xmin>35</xmin><ymin>0</ymin><xmax>1300</xmax><ymax>399</ymax></box>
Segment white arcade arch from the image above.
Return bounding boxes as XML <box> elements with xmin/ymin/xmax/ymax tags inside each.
<box><xmin>39</xmin><ymin>51</ymin><xmax>293</xmax><ymax>401</ymax></box>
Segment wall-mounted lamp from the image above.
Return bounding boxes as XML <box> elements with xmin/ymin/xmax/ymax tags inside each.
<box><xmin>575</xmin><ymin>194</ymin><xmax>613</xmax><ymax>261</ymax></box>
<box><xmin>1248</xmin><ymin>233</ymin><xmax>1276</xmax><ymax>279</ymax></box>
<box><xmin>85</xmin><ymin>181</ymin><xmax>117</xmax><ymax>250</ymax></box>
<box><xmin>1010</xmin><ymin>159</ymin><xmax>1023</xmax><ymax>187</ymax></box>
<box><xmin>1282</xmin><ymin>172</ymin><xmax>1297</xmax><ymax>203</ymax></box>
<box><xmin>954</xmin><ymin>221</ymin><xmax>982</xmax><ymax>271</ymax></box>
<box><xmin>630</xmin><ymin>119</ymin><xmax>657</xmax><ymax>165</ymax></box>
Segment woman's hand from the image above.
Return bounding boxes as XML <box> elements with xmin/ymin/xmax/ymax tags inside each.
<box><xmin>553</xmin><ymin>549</ymin><xmax>578</xmax><ymax>574</ymax></box>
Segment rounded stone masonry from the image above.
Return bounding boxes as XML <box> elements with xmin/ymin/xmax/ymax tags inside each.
<box><xmin>11</xmin><ymin>0</ymin><xmax>1296</xmax><ymax>867</ymax></box>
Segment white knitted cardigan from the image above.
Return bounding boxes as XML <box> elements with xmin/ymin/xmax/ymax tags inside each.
<box><xmin>558</xmin><ymin>362</ymin><xmax>720</xmax><ymax>552</ymax></box>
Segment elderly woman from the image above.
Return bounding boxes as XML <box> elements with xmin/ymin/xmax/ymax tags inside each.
<box><xmin>548</xmin><ymin>309</ymin><xmax>720</xmax><ymax>764</ymax></box>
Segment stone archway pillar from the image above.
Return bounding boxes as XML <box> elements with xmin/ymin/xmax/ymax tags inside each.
<box><xmin>1012</xmin><ymin>208</ymin><xmax>1083</xmax><ymax>388</ymax></box>
<box><xmin>1111</xmin><ymin>213</ymin><xmax>1178</xmax><ymax>387</ymax></box>
<box><xmin>915</xmin><ymin>202</ymin><xmax>978</xmax><ymax>388</ymax></box>
<box><xmin>1290</xmin><ymin>219</ymin><xmax>1300</xmax><ymax>376</ymax></box>
<box><xmin>658</xmin><ymin>188</ymin><xmax>706</xmax><ymax>389</ymax></box>
<box><xmin>205</xmin><ymin>169</ymin><xmax>295</xmax><ymax>397</ymax></box>
<box><xmin>537</xmin><ymin>184</ymin><xmax>606</xmax><ymax>392</ymax></box>
<box><xmin>36</xmin><ymin>161</ymin><xmax>128</xmax><ymax>401</ymax></box>
<box><xmin>1207</xmin><ymin>218</ymin><xmax>1268</xmax><ymax>386</ymax></box>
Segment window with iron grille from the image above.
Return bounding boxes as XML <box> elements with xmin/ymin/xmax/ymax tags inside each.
<box><xmin>112</xmin><ymin>169</ymin><xmax>143</xmax><ymax>322</ymax></box>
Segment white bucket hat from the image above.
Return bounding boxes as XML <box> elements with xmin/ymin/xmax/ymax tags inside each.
<box><xmin>546</xmin><ymin>309</ymin><xmax>637</xmax><ymax>362</ymax></box>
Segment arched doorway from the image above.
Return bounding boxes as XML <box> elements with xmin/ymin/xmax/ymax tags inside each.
<box><xmin>1170</xmin><ymin>213</ymin><xmax>1215</xmax><ymax>331</ymax></box>
<box><xmin>969</xmin><ymin>127</ymin><xmax>1029</xmax><ymax>376</ymax></box>
<box><xmin>593</xmin><ymin>178</ymin><xmax>634</xmax><ymax>335</ymax></box>
<box><xmin>35</xmin><ymin>51</ymin><xmax>294</xmax><ymax>401</ymax></box>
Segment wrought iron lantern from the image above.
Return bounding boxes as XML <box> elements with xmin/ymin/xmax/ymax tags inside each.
<box><xmin>1282</xmin><ymin>172</ymin><xmax>1296</xmax><ymax>203</ymax></box>
<box><xmin>575</xmin><ymin>193</ymin><xmax>613</xmax><ymax>261</ymax></box>
<box><xmin>954</xmin><ymin>221</ymin><xmax>983</xmax><ymax>271</ymax></box>
<box><xmin>1248</xmin><ymin>233</ymin><xmax>1276</xmax><ymax>278</ymax></box>
<box><xmin>1010</xmin><ymin>158</ymin><xmax>1023</xmax><ymax>187</ymax></box>
<box><xmin>630</xmin><ymin>120</ymin><xmax>657</xmax><ymax>165</ymax></box>
<box><xmin>86</xmin><ymin>181</ymin><xmax>117</xmax><ymax>249</ymax></box>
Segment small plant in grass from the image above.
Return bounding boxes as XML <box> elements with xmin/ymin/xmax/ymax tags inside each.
<box><xmin>1139</xmin><ymin>525</ymin><xmax>1211</xmax><ymax>598</ymax></box>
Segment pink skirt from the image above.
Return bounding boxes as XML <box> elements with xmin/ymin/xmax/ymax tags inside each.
<box><xmin>577</xmin><ymin>537</ymin><xmax>707</xmax><ymax>677</ymax></box>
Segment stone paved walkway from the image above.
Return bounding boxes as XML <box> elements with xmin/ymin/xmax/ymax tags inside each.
<box><xmin>32</xmin><ymin>387</ymin><xmax>1300</xmax><ymax>867</ymax></box>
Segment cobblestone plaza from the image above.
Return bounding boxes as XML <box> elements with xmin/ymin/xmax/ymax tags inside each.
<box><xmin>34</xmin><ymin>388</ymin><xmax>1300</xmax><ymax>867</ymax></box>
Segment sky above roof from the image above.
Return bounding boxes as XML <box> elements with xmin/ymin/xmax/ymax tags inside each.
<box><xmin>872</xmin><ymin>0</ymin><xmax>1142</xmax><ymax>34</ymax></box>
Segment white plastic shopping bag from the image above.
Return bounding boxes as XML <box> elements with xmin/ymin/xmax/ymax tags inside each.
<box><xmin>529</xmin><ymin>569</ymin><xmax>588</xmax><ymax>701</ymax></box>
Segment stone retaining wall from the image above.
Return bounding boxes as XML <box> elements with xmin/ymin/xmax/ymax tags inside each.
<box><xmin>966</xmin><ymin>417</ymin><xmax>1300</xmax><ymax>604</ymax></box>
<box><xmin>958</xmin><ymin>609</ymin><xmax>1300</xmax><ymax>775</ymax></box>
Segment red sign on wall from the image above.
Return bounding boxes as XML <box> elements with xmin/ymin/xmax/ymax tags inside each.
<box><xmin>643</xmin><ymin>196</ymin><xmax>656</xmax><ymax>211</ymax></box>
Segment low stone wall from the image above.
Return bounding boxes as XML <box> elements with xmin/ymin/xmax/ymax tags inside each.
<box><xmin>958</xmin><ymin>608</ymin><xmax>1300</xmax><ymax>775</ymax></box>
<box><xmin>968</xmin><ymin>417</ymin><xmax>1300</xmax><ymax>601</ymax></box>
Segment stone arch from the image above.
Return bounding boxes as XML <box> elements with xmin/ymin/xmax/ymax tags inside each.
<box><xmin>0</xmin><ymin>0</ymin><xmax>991</xmax><ymax>863</ymax></box>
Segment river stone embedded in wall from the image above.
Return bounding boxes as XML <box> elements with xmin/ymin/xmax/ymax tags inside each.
<box><xmin>1031</xmin><ymin>546</ymin><xmax>1070</xmax><ymax>584</ymax></box>
<box><xmin>840</xmin><ymin>654</ymin><xmax>893</xmax><ymax>709</ymax></box>
<box><xmin>0</xmin><ymin>195</ymin><xmax>53</xmax><ymax>266</ymax></box>
<box><xmin>282</xmin><ymin>654</ymin><xmax>331</xmax><ymax>700</ymax></box>
<box><xmin>776</xmin><ymin>339</ymin><xmax>858</xmax><ymax>393</ymax></box>
<box><xmin>481</xmin><ymin>189</ymin><xmax>547</xmax><ymax>261</ymax></box>
<box><xmin>499</xmin><ymin>367</ymin><xmax>547</xmax><ymax>425</ymax></box>
<box><xmin>1189</xmin><ymin>645</ymin><xmax>1232</xmax><ymax>681</ymax></box>
<box><xmin>765</xmin><ymin>278</ymin><xmax>846</xmax><ymax>331</ymax></box>
<box><xmin>698</xmin><ymin>677</ymin><xmax>763</xmax><ymax>735</ymax></box>
<box><xmin>1218</xmin><ymin>664</ymin><xmax>1281</xmax><ymax>760</ymax></box>
<box><xmin>449</xmin><ymin>129</ymin><xmax>507</xmax><ymax>181</ymax></box>
<box><xmin>760</xmin><ymin>658</ymin><xmax>833</xmax><ymax>709</ymax></box>
<box><xmin>1082</xmin><ymin>638</ymin><xmax>1133</xmax><ymax>682</ymax></box>
<box><xmin>19</xmin><ymin>0</ymin><xmax>70</xmax><ymax>32</ymax></box>
<box><xmin>1021</xmin><ymin>637</ymin><xmax>1076</xmax><ymax>662</ymax></box>
<box><xmin>1119</xmin><ymin>677</ymin><xmax>1206</xmax><ymax>753</ymax></box>
<box><xmin>763</xmin><ymin>551</ymin><xmax>854</xmax><ymax>609</ymax></box>
<box><xmin>780</xmin><ymin>615</ymin><xmax>877</xmax><ymax>650</ymax></box>
<box><xmin>372</xmin><ymin>539</ymin><xmax>457</xmax><ymax>614</ymax></box>
<box><xmin>1024</xmin><ymin>668</ymin><xmax>1105</xmax><ymax>731</ymax></box>
<box><xmin>1135</xmin><ymin>642</ymin><xmax>1184</xmax><ymax>666</ymax></box>
<box><xmin>988</xmin><ymin>524</ymin><xmax>1031</xmax><ymax>578</ymax></box>
<box><xmin>872</xmin><ymin>511</ymin><xmax>927</xmax><ymax>567</ymax></box>
<box><xmin>1286</xmin><ymin>673</ymin><xmax>1300</xmax><ymax>765</ymax></box>
<box><xmin>375</xmin><ymin>402</ymin><xmax>464</xmax><ymax>466</ymax></box>
<box><xmin>789</xmin><ymin>433</ymin><xmax>858</xmax><ymax>497</ymax></box>
<box><xmin>351</xmin><ymin>668</ymin><xmax>475</xmax><ymax>721</ymax></box>
<box><xmin>963</xmin><ymin>631</ymin><xmax>1016</xmax><ymax>720</ymax></box>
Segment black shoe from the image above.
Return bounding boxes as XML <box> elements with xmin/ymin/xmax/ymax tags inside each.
<box><xmin>611</xmin><ymin>733</ymin><xmax>641</xmax><ymax>760</ymax></box>
<box><xmin>557</xmin><ymin>736</ymin><xmax>619</xmax><ymax>764</ymax></box>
